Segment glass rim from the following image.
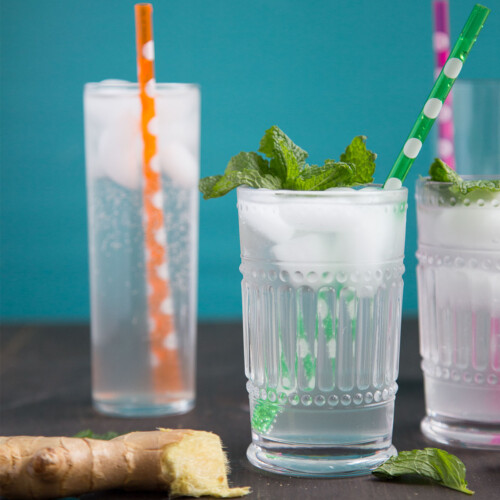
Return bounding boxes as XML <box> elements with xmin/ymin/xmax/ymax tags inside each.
<box><xmin>84</xmin><ymin>80</ymin><xmax>200</xmax><ymax>95</ymax></box>
<box><xmin>418</xmin><ymin>174</ymin><xmax>500</xmax><ymax>187</ymax></box>
<box><xmin>237</xmin><ymin>185</ymin><xmax>408</xmax><ymax>202</ymax></box>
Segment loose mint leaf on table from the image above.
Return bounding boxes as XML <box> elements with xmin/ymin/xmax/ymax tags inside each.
<box><xmin>199</xmin><ymin>126</ymin><xmax>378</xmax><ymax>198</ymax></box>
<box><xmin>429</xmin><ymin>158</ymin><xmax>500</xmax><ymax>194</ymax></box>
<box><xmin>74</xmin><ymin>429</ymin><xmax>120</xmax><ymax>440</ymax></box>
<box><xmin>339</xmin><ymin>135</ymin><xmax>376</xmax><ymax>185</ymax></box>
<box><xmin>373</xmin><ymin>448</ymin><xmax>474</xmax><ymax>495</ymax></box>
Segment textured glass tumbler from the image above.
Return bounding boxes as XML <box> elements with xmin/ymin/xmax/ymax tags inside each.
<box><xmin>416</xmin><ymin>177</ymin><xmax>500</xmax><ymax>448</ymax></box>
<box><xmin>84</xmin><ymin>81</ymin><xmax>199</xmax><ymax>417</ymax></box>
<box><xmin>237</xmin><ymin>186</ymin><xmax>408</xmax><ymax>476</ymax></box>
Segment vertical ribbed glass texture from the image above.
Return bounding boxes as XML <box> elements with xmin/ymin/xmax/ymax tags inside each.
<box><xmin>416</xmin><ymin>177</ymin><xmax>500</xmax><ymax>448</ymax></box>
<box><xmin>238</xmin><ymin>186</ymin><xmax>408</xmax><ymax>476</ymax></box>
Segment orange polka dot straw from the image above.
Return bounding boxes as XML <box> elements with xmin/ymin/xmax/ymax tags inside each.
<box><xmin>135</xmin><ymin>3</ymin><xmax>182</xmax><ymax>393</ymax></box>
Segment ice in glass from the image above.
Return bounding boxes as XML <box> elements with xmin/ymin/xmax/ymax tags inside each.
<box><xmin>84</xmin><ymin>81</ymin><xmax>200</xmax><ymax>416</ymax></box>
<box><xmin>416</xmin><ymin>176</ymin><xmax>500</xmax><ymax>448</ymax></box>
<box><xmin>238</xmin><ymin>185</ymin><xmax>408</xmax><ymax>476</ymax></box>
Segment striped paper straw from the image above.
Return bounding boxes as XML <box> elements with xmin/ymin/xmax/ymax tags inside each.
<box><xmin>433</xmin><ymin>0</ymin><xmax>456</xmax><ymax>169</ymax></box>
<box><xmin>135</xmin><ymin>3</ymin><xmax>182</xmax><ymax>392</ymax></box>
<box><xmin>384</xmin><ymin>4</ymin><xmax>490</xmax><ymax>189</ymax></box>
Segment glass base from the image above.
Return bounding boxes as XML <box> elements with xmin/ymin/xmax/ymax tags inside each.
<box><xmin>247</xmin><ymin>442</ymin><xmax>397</xmax><ymax>477</ymax></box>
<box><xmin>93</xmin><ymin>398</ymin><xmax>194</xmax><ymax>418</ymax></box>
<box><xmin>421</xmin><ymin>415</ymin><xmax>500</xmax><ymax>450</ymax></box>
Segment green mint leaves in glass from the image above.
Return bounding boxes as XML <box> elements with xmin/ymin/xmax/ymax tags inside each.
<box><xmin>429</xmin><ymin>158</ymin><xmax>500</xmax><ymax>194</ymax></box>
<box><xmin>199</xmin><ymin>126</ymin><xmax>376</xmax><ymax>199</ymax></box>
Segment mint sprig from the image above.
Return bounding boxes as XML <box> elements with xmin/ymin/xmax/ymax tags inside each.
<box><xmin>199</xmin><ymin>126</ymin><xmax>376</xmax><ymax>199</ymax></box>
<box><xmin>340</xmin><ymin>135</ymin><xmax>377</xmax><ymax>185</ymax></box>
<box><xmin>259</xmin><ymin>125</ymin><xmax>308</xmax><ymax>183</ymax></box>
<box><xmin>373</xmin><ymin>448</ymin><xmax>474</xmax><ymax>495</ymax></box>
<box><xmin>429</xmin><ymin>158</ymin><xmax>500</xmax><ymax>195</ymax></box>
<box><xmin>292</xmin><ymin>161</ymin><xmax>354</xmax><ymax>191</ymax></box>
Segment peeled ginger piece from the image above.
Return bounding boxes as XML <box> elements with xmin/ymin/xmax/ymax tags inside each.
<box><xmin>0</xmin><ymin>429</ymin><xmax>250</xmax><ymax>499</ymax></box>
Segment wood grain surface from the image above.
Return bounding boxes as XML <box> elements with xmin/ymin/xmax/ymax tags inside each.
<box><xmin>1</xmin><ymin>319</ymin><xmax>499</xmax><ymax>499</ymax></box>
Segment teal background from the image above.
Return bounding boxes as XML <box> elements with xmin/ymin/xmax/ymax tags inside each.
<box><xmin>1</xmin><ymin>0</ymin><xmax>499</xmax><ymax>321</ymax></box>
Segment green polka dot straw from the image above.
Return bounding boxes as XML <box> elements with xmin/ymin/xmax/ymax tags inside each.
<box><xmin>384</xmin><ymin>4</ymin><xmax>490</xmax><ymax>190</ymax></box>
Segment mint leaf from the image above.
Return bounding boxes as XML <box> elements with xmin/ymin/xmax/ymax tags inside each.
<box><xmin>199</xmin><ymin>175</ymin><xmax>223</xmax><ymax>198</ymax></box>
<box><xmin>259</xmin><ymin>126</ymin><xmax>308</xmax><ymax>182</ymax></box>
<box><xmin>429</xmin><ymin>158</ymin><xmax>462</xmax><ymax>184</ymax></box>
<box><xmin>292</xmin><ymin>161</ymin><xmax>353</xmax><ymax>191</ymax></box>
<box><xmin>252</xmin><ymin>400</ymin><xmax>282</xmax><ymax>434</ymax></box>
<box><xmin>429</xmin><ymin>158</ymin><xmax>500</xmax><ymax>195</ymax></box>
<box><xmin>74</xmin><ymin>430</ymin><xmax>119</xmax><ymax>440</ymax></box>
<box><xmin>199</xmin><ymin>151</ymin><xmax>282</xmax><ymax>199</ymax></box>
<box><xmin>460</xmin><ymin>179</ymin><xmax>500</xmax><ymax>194</ymax></box>
<box><xmin>339</xmin><ymin>135</ymin><xmax>376</xmax><ymax>184</ymax></box>
<box><xmin>201</xmin><ymin>169</ymin><xmax>281</xmax><ymax>199</ymax></box>
<box><xmin>373</xmin><ymin>448</ymin><xmax>474</xmax><ymax>495</ymax></box>
<box><xmin>281</xmin><ymin>141</ymin><xmax>303</xmax><ymax>188</ymax></box>
<box><xmin>199</xmin><ymin>126</ymin><xmax>378</xmax><ymax>199</ymax></box>
<box><xmin>225</xmin><ymin>151</ymin><xmax>270</xmax><ymax>176</ymax></box>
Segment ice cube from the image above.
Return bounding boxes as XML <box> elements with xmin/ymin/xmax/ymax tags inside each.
<box><xmin>159</xmin><ymin>142</ymin><xmax>199</xmax><ymax>188</ymax></box>
<box><xmin>87</xmin><ymin>89</ymin><xmax>141</xmax><ymax>129</ymax></box>
<box><xmin>97</xmin><ymin>109</ymin><xmax>142</xmax><ymax>190</ymax></box>
<box><xmin>85</xmin><ymin>88</ymin><xmax>144</xmax><ymax>189</ymax></box>
<box><xmin>86</xmin><ymin>83</ymin><xmax>200</xmax><ymax>190</ymax></box>
<box><xmin>422</xmin><ymin>206</ymin><xmax>500</xmax><ymax>250</ymax></box>
<box><xmin>272</xmin><ymin>233</ymin><xmax>336</xmax><ymax>263</ymax></box>
<box><xmin>335</xmin><ymin>218</ymin><xmax>395</xmax><ymax>263</ymax></box>
<box><xmin>278</xmin><ymin>200</ymin><xmax>358</xmax><ymax>233</ymax></box>
<box><xmin>156</xmin><ymin>91</ymin><xmax>200</xmax><ymax>156</ymax></box>
<box><xmin>273</xmin><ymin>205</ymin><xmax>402</xmax><ymax>265</ymax></box>
<box><xmin>240</xmin><ymin>202</ymin><xmax>295</xmax><ymax>244</ymax></box>
<box><xmin>277</xmin><ymin>198</ymin><xmax>402</xmax><ymax>263</ymax></box>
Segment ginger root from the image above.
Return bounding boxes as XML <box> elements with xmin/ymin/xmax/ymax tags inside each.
<box><xmin>0</xmin><ymin>429</ymin><xmax>250</xmax><ymax>499</ymax></box>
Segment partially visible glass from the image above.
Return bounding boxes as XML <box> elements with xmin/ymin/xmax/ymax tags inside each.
<box><xmin>416</xmin><ymin>177</ymin><xmax>500</xmax><ymax>448</ymax></box>
<box><xmin>237</xmin><ymin>186</ymin><xmax>408</xmax><ymax>476</ymax></box>
<box><xmin>84</xmin><ymin>81</ymin><xmax>200</xmax><ymax>417</ymax></box>
<box><xmin>453</xmin><ymin>79</ymin><xmax>500</xmax><ymax>175</ymax></box>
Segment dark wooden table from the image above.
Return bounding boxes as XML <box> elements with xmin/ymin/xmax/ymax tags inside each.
<box><xmin>1</xmin><ymin>319</ymin><xmax>499</xmax><ymax>499</ymax></box>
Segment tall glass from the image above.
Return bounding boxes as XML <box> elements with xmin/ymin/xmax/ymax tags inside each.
<box><xmin>237</xmin><ymin>185</ymin><xmax>408</xmax><ymax>476</ymax></box>
<box><xmin>452</xmin><ymin>79</ymin><xmax>500</xmax><ymax>175</ymax></box>
<box><xmin>84</xmin><ymin>81</ymin><xmax>200</xmax><ymax>417</ymax></box>
<box><xmin>416</xmin><ymin>177</ymin><xmax>500</xmax><ymax>448</ymax></box>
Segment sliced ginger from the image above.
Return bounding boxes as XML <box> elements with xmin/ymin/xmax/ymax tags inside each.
<box><xmin>0</xmin><ymin>429</ymin><xmax>250</xmax><ymax>499</ymax></box>
<box><xmin>161</xmin><ymin>429</ymin><xmax>250</xmax><ymax>498</ymax></box>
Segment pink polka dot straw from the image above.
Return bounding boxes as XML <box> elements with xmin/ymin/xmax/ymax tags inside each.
<box><xmin>384</xmin><ymin>4</ymin><xmax>490</xmax><ymax>190</ymax></box>
<box><xmin>433</xmin><ymin>0</ymin><xmax>456</xmax><ymax>170</ymax></box>
<box><xmin>135</xmin><ymin>3</ymin><xmax>182</xmax><ymax>392</ymax></box>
